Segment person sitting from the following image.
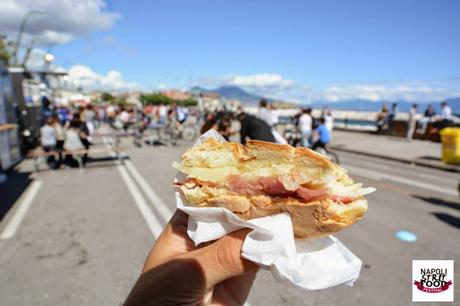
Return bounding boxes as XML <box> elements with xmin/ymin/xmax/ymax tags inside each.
<box><xmin>40</xmin><ymin>117</ymin><xmax>57</xmax><ymax>169</ymax></box>
<box><xmin>417</xmin><ymin>104</ymin><xmax>435</xmax><ymax>134</ymax></box>
<box><xmin>439</xmin><ymin>101</ymin><xmax>453</xmax><ymax>123</ymax></box>
<box><xmin>376</xmin><ymin>103</ymin><xmax>389</xmax><ymax>133</ymax></box>
<box><xmin>64</xmin><ymin>118</ymin><xmax>85</xmax><ymax>167</ymax></box>
<box><xmin>311</xmin><ymin>117</ymin><xmax>331</xmax><ymax>151</ymax></box>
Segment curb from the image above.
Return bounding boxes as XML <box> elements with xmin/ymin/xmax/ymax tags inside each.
<box><xmin>330</xmin><ymin>146</ymin><xmax>460</xmax><ymax>173</ymax></box>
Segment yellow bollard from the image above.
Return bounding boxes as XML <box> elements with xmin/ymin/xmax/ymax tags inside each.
<box><xmin>440</xmin><ymin>127</ymin><xmax>460</xmax><ymax>165</ymax></box>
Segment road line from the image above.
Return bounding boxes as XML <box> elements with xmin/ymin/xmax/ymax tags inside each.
<box><xmin>102</xmin><ymin>133</ymin><xmax>162</xmax><ymax>236</ymax></box>
<box><xmin>0</xmin><ymin>180</ymin><xmax>43</xmax><ymax>239</ymax></box>
<box><xmin>346</xmin><ymin>165</ymin><xmax>457</xmax><ymax>196</ymax></box>
<box><xmin>117</xmin><ymin>165</ymin><xmax>163</xmax><ymax>237</ymax></box>
<box><xmin>124</xmin><ymin>160</ymin><xmax>173</xmax><ymax>223</ymax></box>
<box><xmin>103</xmin><ymin>133</ymin><xmax>173</xmax><ymax>223</ymax></box>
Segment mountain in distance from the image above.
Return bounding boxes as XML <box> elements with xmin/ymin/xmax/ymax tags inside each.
<box><xmin>190</xmin><ymin>85</ymin><xmax>264</xmax><ymax>104</ymax></box>
<box><xmin>190</xmin><ymin>85</ymin><xmax>460</xmax><ymax>114</ymax></box>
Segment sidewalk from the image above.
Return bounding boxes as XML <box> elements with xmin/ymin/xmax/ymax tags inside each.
<box><xmin>330</xmin><ymin>130</ymin><xmax>460</xmax><ymax>173</ymax></box>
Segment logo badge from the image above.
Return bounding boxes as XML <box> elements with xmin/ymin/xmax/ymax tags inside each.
<box><xmin>412</xmin><ymin>260</ymin><xmax>454</xmax><ymax>302</ymax></box>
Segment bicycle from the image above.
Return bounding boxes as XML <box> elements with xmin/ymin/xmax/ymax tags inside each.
<box><xmin>158</xmin><ymin>121</ymin><xmax>197</xmax><ymax>145</ymax></box>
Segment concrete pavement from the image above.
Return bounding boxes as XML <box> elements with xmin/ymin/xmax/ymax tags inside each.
<box><xmin>331</xmin><ymin>130</ymin><xmax>460</xmax><ymax>172</ymax></box>
<box><xmin>0</xmin><ymin>132</ymin><xmax>459</xmax><ymax>305</ymax></box>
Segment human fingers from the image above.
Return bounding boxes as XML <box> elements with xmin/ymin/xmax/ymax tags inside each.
<box><xmin>212</xmin><ymin>270</ymin><xmax>258</xmax><ymax>306</ymax></box>
<box><xmin>177</xmin><ymin>228</ymin><xmax>259</xmax><ymax>290</ymax></box>
<box><xmin>143</xmin><ymin>210</ymin><xmax>196</xmax><ymax>272</ymax></box>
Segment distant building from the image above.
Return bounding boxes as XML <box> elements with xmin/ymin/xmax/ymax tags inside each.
<box><xmin>119</xmin><ymin>92</ymin><xmax>141</xmax><ymax>105</ymax></box>
<box><xmin>162</xmin><ymin>90</ymin><xmax>191</xmax><ymax>101</ymax></box>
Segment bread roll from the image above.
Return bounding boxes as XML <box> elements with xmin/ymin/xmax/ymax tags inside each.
<box><xmin>174</xmin><ymin>138</ymin><xmax>374</xmax><ymax>238</ymax></box>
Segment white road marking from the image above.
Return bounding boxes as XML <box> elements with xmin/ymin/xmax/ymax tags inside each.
<box><xmin>117</xmin><ymin>165</ymin><xmax>163</xmax><ymax>237</ymax></box>
<box><xmin>346</xmin><ymin>165</ymin><xmax>457</xmax><ymax>196</ymax></box>
<box><xmin>124</xmin><ymin>159</ymin><xmax>173</xmax><ymax>223</ymax></box>
<box><xmin>0</xmin><ymin>180</ymin><xmax>43</xmax><ymax>239</ymax></box>
<box><xmin>102</xmin><ymin>134</ymin><xmax>162</xmax><ymax>236</ymax></box>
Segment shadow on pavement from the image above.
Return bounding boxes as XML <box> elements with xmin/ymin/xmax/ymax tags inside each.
<box><xmin>0</xmin><ymin>170</ymin><xmax>33</xmax><ymax>221</ymax></box>
<box><xmin>431</xmin><ymin>212</ymin><xmax>460</xmax><ymax>230</ymax></box>
<box><xmin>413</xmin><ymin>195</ymin><xmax>460</xmax><ymax>211</ymax></box>
<box><xmin>419</xmin><ymin>155</ymin><xmax>441</xmax><ymax>161</ymax></box>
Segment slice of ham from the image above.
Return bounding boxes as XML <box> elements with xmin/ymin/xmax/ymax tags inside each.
<box><xmin>296</xmin><ymin>186</ymin><xmax>329</xmax><ymax>201</ymax></box>
<box><xmin>258</xmin><ymin>177</ymin><xmax>296</xmax><ymax>196</ymax></box>
<box><xmin>223</xmin><ymin>174</ymin><xmax>355</xmax><ymax>204</ymax></box>
<box><xmin>226</xmin><ymin>174</ymin><xmax>264</xmax><ymax>196</ymax></box>
<box><xmin>330</xmin><ymin>195</ymin><xmax>358</xmax><ymax>204</ymax></box>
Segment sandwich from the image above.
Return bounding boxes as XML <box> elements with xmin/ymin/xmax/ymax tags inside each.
<box><xmin>174</xmin><ymin>138</ymin><xmax>375</xmax><ymax>238</ymax></box>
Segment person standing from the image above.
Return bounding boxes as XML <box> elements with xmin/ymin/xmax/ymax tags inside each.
<box><xmin>298</xmin><ymin>108</ymin><xmax>312</xmax><ymax>147</ymax></box>
<box><xmin>258</xmin><ymin>99</ymin><xmax>272</xmax><ymax>126</ymax></box>
<box><xmin>406</xmin><ymin>104</ymin><xmax>417</xmax><ymax>140</ymax></box>
<box><xmin>158</xmin><ymin>104</ymin><xmax>168</xmax><ymax>124</ymax></box>
<box><xmin>237</xmin><ymin>112</ymin><xmax>275</xmax><ymax>144</ymax></box>
<box><xmin>40</xmin><ymin>117</ymin><xmax>57</xmax><ymax>169</ymax></box>
<box><xmin>269</xmin><ymin>104</ymin><xmax>279</xmax><ymax>126</ymax></box>
<box><xmin>324</xmin><ymin>109</ymin><xmax>334</xmax><ymax>133</ymax></box>
<box><xmin>311</xmin><ymin>117</ymin><xmax>331</xmax><ymax>150</ymax></box>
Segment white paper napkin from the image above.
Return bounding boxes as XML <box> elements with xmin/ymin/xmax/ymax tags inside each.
<box><xmin>176</xmin><ymin>130</ymin><xmax>362</xmax><ymax>290</ymax></box>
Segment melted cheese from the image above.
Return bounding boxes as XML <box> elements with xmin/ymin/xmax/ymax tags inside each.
<box><xmin>174</xmin><ymin>163</ymin><xmax>239</xmax><ymax>182</ymax></box>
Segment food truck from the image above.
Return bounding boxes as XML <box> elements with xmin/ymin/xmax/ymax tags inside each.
<box><xmin>0</xmin><ymin>65</ymin><xmax>21</xmax><ymax>171</ymax></box>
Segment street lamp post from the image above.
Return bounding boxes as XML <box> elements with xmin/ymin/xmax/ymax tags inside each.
<box><xmin>12</xmin><ymin>9</ymin><xmax>45</xmax><ymax>66</ymax></box>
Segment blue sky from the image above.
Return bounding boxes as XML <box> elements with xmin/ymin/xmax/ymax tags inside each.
<box><xmin>2</xmin><ymin>0</ymin><xmax>459</xmax><ymax>102</ymax></box>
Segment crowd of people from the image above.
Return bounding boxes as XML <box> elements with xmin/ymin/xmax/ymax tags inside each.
<box><xmin>37</xmin><ymin>101</ymin><xmax>198</xmax><ymax>169</ymax></box>
<box><xmin>199</xmin><ymin>99</ymin><xmax>335</xmax><ymax>152</ymax></box>
<box><xmin>39</xmin><ymin>104</ymin><xmax>98</xmax><ymax>169</ymax></box>
<box><xmin>37</xmin><ymin>97</ymin><xmax>455</xmax><ymax>170</ymax></box>
<box><xmin>376</xmin><ymin>101</ymin><xmax>454</xmax><ymax>140</ymax></box>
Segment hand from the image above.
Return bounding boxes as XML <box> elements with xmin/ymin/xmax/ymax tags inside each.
<box><xmin>124</xmin><ymin>210</ymin><xmax>259</xmax><ymax>306</ymax></box>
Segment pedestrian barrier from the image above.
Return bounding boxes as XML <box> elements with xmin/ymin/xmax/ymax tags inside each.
<box><xmin>28</xmin><ymin>146</ymin><xmax>126</xmax><ymax>172</ymax></box>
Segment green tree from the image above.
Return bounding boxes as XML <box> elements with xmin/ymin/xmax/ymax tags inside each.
<box><xmin>101</xmin><ymin>92</ymin><xmax>115</xmax><ymax>102</ymax></box>
<box><xmin>177</xmin><ymin>98</ymin><xmax>198</xmax><ymax>107</ymax></box>
<box><xmin>0</xmin><ymin>37</ymin><xmax>11</xmax><ymax>66</ymax></box>
<box><xmin>140</xmin><ymin>92</ymin><xmax>173</xmax><ymax>105</ymax></box>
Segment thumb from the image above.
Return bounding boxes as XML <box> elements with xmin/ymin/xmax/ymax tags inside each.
<box><xmin>180</xmin><ymin>228</ymin><xmax>259</xmax><ymax>289</ymax></box>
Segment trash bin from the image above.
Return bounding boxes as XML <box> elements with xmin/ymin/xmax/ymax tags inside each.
<box><xmin>440</xmin><ymin>127</ymin><xmax>460</xmax><ymax>165</ymax></box>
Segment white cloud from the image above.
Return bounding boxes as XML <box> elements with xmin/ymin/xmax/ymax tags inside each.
<box><xmin>224</xmin><ymin>73</ymin><xmax>294</xmax><ymax>88</ymax></box>
<box><xmin>67</xmin><ymin>65</ymin><xmax>138</xmax><ymax>92</ymax></box>
<box><xmin>194</xmin><ymin>73</ymin><xmax>460</xmax><ymax>103</ymax></box>
<box><xmin>0</xmin><ymin>0</ymin><xmax>120</xmax><ymax>45</ymax></box>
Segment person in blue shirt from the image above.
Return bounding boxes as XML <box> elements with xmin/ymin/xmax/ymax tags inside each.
<box><xmin>312</xmin><ymin>117</ymin><xmax>331</xmax><ymax>150</ymax></box>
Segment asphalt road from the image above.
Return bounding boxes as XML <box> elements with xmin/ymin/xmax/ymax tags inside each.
<box><xmin>0</xmin><ymin>133</ymin><xmax>459</xmax><ymax>306</ymax></box>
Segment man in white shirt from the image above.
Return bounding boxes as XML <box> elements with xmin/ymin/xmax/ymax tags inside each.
<box><xmin>258</xmin><ymin>99</ymin><xmax>273</xmax><ymax>127</ymax></box>
<box><xmin>440</xmin><ymin>102</ymin><xmax>452</xmax><ymax>121</ymax></box>
<box><xmin>269</xmin><ymin>104</ymin><xmax>279</xmax><ymax>126</ymax></box>
<box><xmin>298</xmin><ymin>108</ymin><xmax>312</xmax><ymax>147</ymax></box>
<box><xmin>323</xmin><ymin>110</ymin><xmax>334</xmax><ymax>133</ymax></box>
<box><xmin>158</xmin><ymin>104</ymin><xmax>168</xmax><ymax>124</ymax></box>
<box><xmin>406</xmin><ymin>104</ymin><xmax>417</xmax><ymax>140</ymax></box>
